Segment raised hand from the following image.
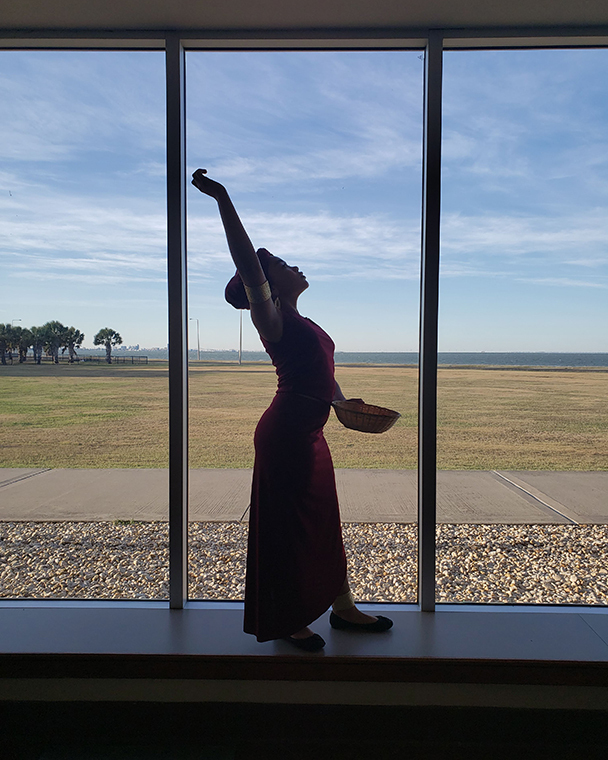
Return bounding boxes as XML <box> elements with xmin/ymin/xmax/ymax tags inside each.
<box><xmin>191</xmin><ymin>168</ymin><xmax>226</xmax><ymax>200</ymax></box>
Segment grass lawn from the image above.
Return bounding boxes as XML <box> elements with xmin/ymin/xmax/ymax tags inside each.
<box><xmin>1</xmin><ymin>361</ymin><xmax>607</xmax><ymax>470</ymax></box>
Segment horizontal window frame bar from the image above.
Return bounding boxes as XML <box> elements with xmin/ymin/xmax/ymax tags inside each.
<box><xmin>0</xmin><ymin>35</ymin><xmax>166</xmax><ymax>49</ymax></box>
<box><xmin>0</xmin><ymin>36</ymin><xmax>426</xmax><ymax>51</ymax></box>
<box><xmin>444</xmin><ymin>36</ymin><xmax>608</xmax><ymax>49</ymax></box>
<box><xmin>180</xmin><ymin>38</ymin><xmax>426</xmax><ymax>50</ymax></box>
<box><xmin>0</xmin><ymin>600</ymin><xmax>170</xmax><ymax>609</ymax></box>
<box><xmin>2</xmin><ymin>26</ymin><xmax>608</xmax><ymax>50</ymax></box>
<box><xmin>2</xmin><ymin>600</ymin><xmax>607</xmax><ymax>615</ymax></box>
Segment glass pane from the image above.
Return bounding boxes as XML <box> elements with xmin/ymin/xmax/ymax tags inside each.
<box><xmin>186</xmin><ymin>51</ymin><xmax>423</xmax><ymax>606</ymax></box>
<box><xmin>0</xmin><ymin>51</ymin><xmax>168</xmax><ymax>600</ymax></box>
<box><xmin>438</xmin><ymin>49</ymin><xmax>608</xmax><ymax>605</ymax></box>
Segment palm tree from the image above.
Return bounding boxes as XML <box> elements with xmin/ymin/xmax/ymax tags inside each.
<box><xmin>42</xmin><ymin>320</ymin><xmax>67</xmax><ymax>364</ymax></box>
<box><xmin>62</xmin><ymin>326</ymin><xmax>85</xmax><ymax>363</ymax></box>
<box><xmin>94</xmin><ymin>328</ymin><xmax>122</xmax><ymax>364</ymax></box>
<box><xmin>15</xmin><ymin>326</ymin><xmax>33</xmax><ymax>363</ymax></box>
<box><xmin>0</xmin><ymin>323</ymin><xmax>13</xmax><ymax>365</ymax></box>
<box><xmin>5</xmin><ymin>324</ymin><xmax>18</xmax><ymax>364</ymax></box>
<box><xmin>30</xmin><ymin>326</ymin><xmax>46</xmax><ymax>364</ymax></box>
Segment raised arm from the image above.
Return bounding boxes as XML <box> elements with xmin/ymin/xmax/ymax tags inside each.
<box><xmin>191</xmin><ymin>169</ymin><xmax>282</xmax><ymax>342</ymax></box>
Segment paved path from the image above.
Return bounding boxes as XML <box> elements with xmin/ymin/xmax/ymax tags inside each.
<box><xmin>1</xmin><ymin>468</ymin><xmax>606</xmax><ymax>523</ymax></box>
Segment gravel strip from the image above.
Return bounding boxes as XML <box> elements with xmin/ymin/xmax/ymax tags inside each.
<box><xmin>1</xmin><ymin>522</ymin><xmax>607</xmax><ymax>605</ymax></box>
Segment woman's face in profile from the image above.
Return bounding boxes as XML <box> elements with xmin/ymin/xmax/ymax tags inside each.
<box><xmin>267</xmin><ymin>255</ymin><xmax>309</xmax><ymax>297</ymax></box>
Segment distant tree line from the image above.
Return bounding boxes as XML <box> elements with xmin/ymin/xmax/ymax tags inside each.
<box><xmin>0</xmin><ymin>322</ymin><xmax>122</xmax><ymax>365</ymax></box>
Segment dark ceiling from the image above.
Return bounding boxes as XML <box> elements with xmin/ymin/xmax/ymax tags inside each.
<box><xmin>1</xmin><ymin>0</ymin><xmax>608</xmax><ymax>32</ymax></box>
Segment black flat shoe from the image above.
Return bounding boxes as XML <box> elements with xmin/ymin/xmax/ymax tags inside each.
<box><xmin>329</xmin><ymin>611</ymin><xmax>393</xmax><ymax>632</ymax></box>
<box><xmin>283</xmin><ymin>633</ymin><xmax>326</xmax><ymax>652</ymax></box>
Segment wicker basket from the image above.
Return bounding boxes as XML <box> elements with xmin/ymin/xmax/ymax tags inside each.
<box><xmin>332</xmin><ymin>400</ymin><xmax>401</xmax><ymax>434</ymax></box>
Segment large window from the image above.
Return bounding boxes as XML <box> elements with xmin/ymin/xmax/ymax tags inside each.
<box><xmin>1</xmin><ymin>36</ymin><xmax>606</xmax><ymax>616</ymax></box>
<box><xmin>185</xmin><ymin>51</ymin><xmax>422</xmax><ymax>603</ymax></box>
<box><xmin>0</xmin><ymin>50</ymin><xmax>169</xmax><ymax>600</ymax></box>
<box><xmin>437</xmin><ymin>49</ymin><xmax>608</xmax><ymax>605</ymax></box>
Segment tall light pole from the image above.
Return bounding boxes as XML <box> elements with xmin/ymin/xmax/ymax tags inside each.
<box><xmin>189</xmin><ymin>317</ymin><xmax>200</xmax><ymax>361</ymax></box>
<box><xmin>11</xmin><ymin>319</ymin><xmax>21</xmax><ymax>326</ymax></box>
<box><xmin>239</xmin><ymin>311</ymin><xmax>243</xmax><ymax>365</ymax></box>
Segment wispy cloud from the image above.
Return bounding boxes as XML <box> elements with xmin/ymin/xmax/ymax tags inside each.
<box><xmin>206</xmin><ymin>136</ymin><xmax>421</xmax><ymax>188</ymax></box>
<box><xmin>443</xmin><ymin>50</ymin><xmax>608</xmax><ymax>198</ymax></box>
<box><xmin>188</xmin><ymin>209</ymin><xmax>421</xmax><ymax>281</ymax></box>
<box><xmin>0</xmin><ymin>177</ymin><xmax>166</xmax><ymax>288</ymax></box>
<box><xmin>3</xmin><ymin>48</ymin><xmax>608</xmax><ymax>351</ymax></box>
<box><xmin>187</xmin><ymin>51</ymin><xmax>423</xmax><ymax>189</ymax></box>
<box><xmin>0</xmin><ymin>51</ymin><xmax>165</xmax><ymax>163</ymax></box>
<box><xmin>6</xmin><ymin>195</ymin><xmax>607</xmax><ymax>290</ymax></box>
<box><xmin>441</xmin><ymin>210</ymin><xmax>608</xmax><ymax>261</ymax></box>
<box><xmin>516</xmin><ymin>276</ymin><xmax>607</xmax><ymax>289</ymax></box>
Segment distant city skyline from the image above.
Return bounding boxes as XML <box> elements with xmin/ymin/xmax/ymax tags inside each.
<box><xmin>1</xmin><ymin>49</ymin><xmax>607</xmax><ymax>352</ymax></box>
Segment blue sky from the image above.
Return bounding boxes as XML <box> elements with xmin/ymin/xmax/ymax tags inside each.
<box><xmin>1</xmin><ymin>48</ymin><xmax>607</xmax><ymax>352</ymax></box>
<box><xmin>440</xmin><ymin>50</ymin><xmax>608</xmax><ymax>351</ymax></box>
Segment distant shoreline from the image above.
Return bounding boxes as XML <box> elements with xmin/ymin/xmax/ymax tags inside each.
<box><xmin>181</xmin><ymin>350</ymin><xmax>608</xmax><ymax>369</ymax></box>
<box><xmin>15</xmin><ymin>349</ymin><xmax>608</xmax><ymax>370</ymax></box>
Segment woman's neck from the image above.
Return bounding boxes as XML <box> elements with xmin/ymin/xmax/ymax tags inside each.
<box><xmin>278</xmin><ymin>294</ymin><xmax>300</xmax><ymax>314</ymax></box>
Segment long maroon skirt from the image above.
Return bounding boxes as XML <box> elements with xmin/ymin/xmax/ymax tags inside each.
<box><xmin>243</xmin><ymin>392</ymin><xmax>347</xmax><ymax>642</ymax></box>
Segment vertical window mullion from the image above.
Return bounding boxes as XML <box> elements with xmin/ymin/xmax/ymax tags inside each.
<box><xmin>166</xmin><ymin>34</ymin><xmax>188</xmax><ymax>609</ymax></box>
<box><xmin>418</xmin><ymin>31</ymin><xmax>443</xmax><ymax>612</ymax></box>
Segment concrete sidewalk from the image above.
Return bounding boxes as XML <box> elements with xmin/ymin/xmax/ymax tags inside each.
<box><xmin>0</xmin><ymin>468</ymin><xmax>606</xmax><ymax>523</ymax></box>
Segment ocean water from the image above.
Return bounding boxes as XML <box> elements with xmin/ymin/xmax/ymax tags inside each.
<box><xmin>435</xmin><ymin>352</ymin><xmax>608</xmax><ymax>368</ymax></box>
<box><xmin>186</xmin><ymin>350</ymin><xmax>608</xmax><ymax>367</ymax></box>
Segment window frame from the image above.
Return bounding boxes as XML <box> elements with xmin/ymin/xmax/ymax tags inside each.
<box><xmin>1</xmin><ymin>26</ymin><xmax>608</xmax><ymax>623</ymax></box>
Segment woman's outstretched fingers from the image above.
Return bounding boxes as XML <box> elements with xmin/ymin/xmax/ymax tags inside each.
<box><xmin>191</xmin><ymin>168</ymin><xmax>208</xmax><ymax>189</ymax></box>
<box><xmin>191</xmin><ymin>169</ymin><xmax>225</xmax><ymax>199</ymax></box>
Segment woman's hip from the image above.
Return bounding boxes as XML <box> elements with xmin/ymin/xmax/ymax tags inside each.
<box><xmin>257</xmin><ymin>392</ymin><xmax>330</xmax><ymax>432</ymax></box>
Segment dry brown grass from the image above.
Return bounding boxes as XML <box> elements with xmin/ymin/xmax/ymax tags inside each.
<box><xmin>437</xmin><ymin>368</ymin><xmax>608</xmax><ymax>470</ymax></box>
<box><xmin>1</xmin><ymin>361</ymin><xmax>607</xmax><ymax>470</ymax></box>
<box><xmin>0</xmin><ymin>363</ymin><xmax>170</xmax><ymax>468</ymax></box>
<box><xmin>187</xmin><ymin>364</ymin><xmax>418</xmax><ymax>468</ymax></box>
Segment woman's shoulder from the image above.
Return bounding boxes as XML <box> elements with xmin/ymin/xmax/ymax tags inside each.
<box><xmin>282</xmin><ymin>309</ymin><xmax>320</xmax><ymax>334</ymax></box>
<box><xmin>262</xmin><ymin>309</ymin><xmax>315</xmax><ymax>346</ymax></box>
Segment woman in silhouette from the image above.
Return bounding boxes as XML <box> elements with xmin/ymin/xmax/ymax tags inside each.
<box><xmin>192</xmin><ymin>169</ymin><xmax>393</xmax><ymax>650</ymax></box>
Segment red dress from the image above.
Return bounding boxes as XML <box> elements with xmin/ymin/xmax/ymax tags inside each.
<box><xmin>243</xmin><ymin>306</ymin><xmax>347</xmax><ymax>641</ymax></box>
